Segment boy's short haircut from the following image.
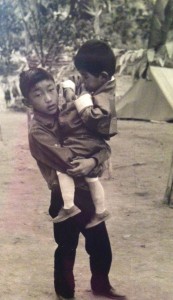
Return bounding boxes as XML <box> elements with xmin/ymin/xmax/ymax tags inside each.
<box><xmin>74</xmin><ymin>39</ymin><xmax>116</xmax><ymax>77</ymax></box>
<box><xmin>19</xmin><ymin>68</ymin><xmax>55</xmax><ymax>98</ymax></box>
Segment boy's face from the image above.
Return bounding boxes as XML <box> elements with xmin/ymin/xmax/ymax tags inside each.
<box><xmin>79</xmin><ymin>71</ymin><xmax>104</xmax><ymax>93</ymax></box>
<box><xmin>28</xmin><ymin>80</ymin><xmax>58</xmax><ymax>115</ymax></box>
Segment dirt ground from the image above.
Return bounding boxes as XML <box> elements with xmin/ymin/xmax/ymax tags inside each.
<box><xmin>0</xmin><ymin>77</ymin><xmax>173</xmax><ymax>300</ymax></box>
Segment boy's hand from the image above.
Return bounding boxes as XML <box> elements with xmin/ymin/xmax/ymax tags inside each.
<box><xmin>63</xmin><ymin>88</ymin><xmax>76</xmax><ymax>102</ymax></box>
<box><xmin>67</xmin><ymin>158</ymin><xmax>96</xmax><ymax>177</ymax></box>
<box><xmin>62</xmin><ymin>80</ymin><xmax>76</xmax><ymax>103</ymax></box>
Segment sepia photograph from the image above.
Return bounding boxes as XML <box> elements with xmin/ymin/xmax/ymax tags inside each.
<box><xmin>0</xmin><ymin>1</ymin><xmax>173</xmax><ymax>299</ymax></box>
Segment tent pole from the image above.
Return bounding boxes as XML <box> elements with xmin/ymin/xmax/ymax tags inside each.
<box><xmin>0</xmin><ymin>125</ymin><xmax>3</xmax><ymax>141</ymax></box>
<box><xmin>163</xmin><ymin>152</ymin><xmax>173</xmax><ymax>208</ymax></box>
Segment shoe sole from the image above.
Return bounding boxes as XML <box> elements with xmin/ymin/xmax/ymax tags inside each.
<box><xmin>53</xmin><ymin>209</ymin><xmax>81</xmax><ymax>223</ymax></box>
<box><xmin>85</xmin><ymin>213</ymin><xmax>110</xmax><ymax>229</ymax></box>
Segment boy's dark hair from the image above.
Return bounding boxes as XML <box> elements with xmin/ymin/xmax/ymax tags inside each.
<box><xmin>74</xmin><ymin>39</ymin><xmax>116</xmax><ymax>77</ymax></box>
<box><xmin>19</xmin><ymin>68</ymin><xmax>54</xmax><ymax>98</ymax></box>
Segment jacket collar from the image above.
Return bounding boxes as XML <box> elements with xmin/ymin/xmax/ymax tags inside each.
<box><xmin>33</xmin><ymin>110</ymin><xmax>58</xmax><ymax>128</ymax></box>
<box><xmin>93</xmin><ymin>76</ymin><xmax>115</xmax><ymax>96</ymax></box>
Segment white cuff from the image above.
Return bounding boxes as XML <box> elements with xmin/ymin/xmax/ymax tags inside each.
<box><xmin>75</xmin><ymin>94</ymin><xmax>93</xmax><ymax>113</ymax></box>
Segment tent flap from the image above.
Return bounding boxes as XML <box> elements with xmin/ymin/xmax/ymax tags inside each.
<box><xmin>116</xmin><ymin>66</ymin><xmax>173</xmax><ymax>121</ymax></box>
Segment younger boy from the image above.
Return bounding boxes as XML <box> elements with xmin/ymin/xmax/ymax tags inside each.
<box><xmin>57</xmin><ymin>39</ymin><xmax>117</xmax><ymax>228</ymax></box>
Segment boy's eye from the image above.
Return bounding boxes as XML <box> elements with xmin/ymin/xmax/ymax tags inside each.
<box><xmin>34</xmin><ymin>93</ymin><xmax>41</xmax><ymax>97</ymax></box>
<box><xmin>48</xmin><ymin>88</ymin><xmax>55</xmax><ymax>92</ymax></box>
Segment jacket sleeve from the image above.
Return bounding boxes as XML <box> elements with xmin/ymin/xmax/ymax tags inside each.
<box><xmin>74</xmin><ymin>92</ymin><xmax>117</xmax><ymax>140</ymax></box>
<box><xmin>92</xmin><ymin>143</ymin><xmax>111</xmax><ymax>165</ymax></box>
<box><xmin>29</xmin><ymin>127</ymin><xmax>73</xmax><ymax>172</ymax></box>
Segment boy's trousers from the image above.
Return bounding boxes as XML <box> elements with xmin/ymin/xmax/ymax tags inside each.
<box><xmin>49</xmin><ymin>185</ymin><xmax>112</xmax><ymax>299</ymax></box>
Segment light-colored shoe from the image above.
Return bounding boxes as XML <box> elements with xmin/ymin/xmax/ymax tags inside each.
<box><xmin>53</xmin><ymin>205</ymin><xmax>81</xmax><ymax>223</ymax></box>
<box><xmin>86</xmin><ymin>210</ymin><xmax>110</xmax><ymax>229</ymax></box>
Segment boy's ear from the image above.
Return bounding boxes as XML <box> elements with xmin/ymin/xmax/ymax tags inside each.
<box><xmin>22</xmin><ymin>97</ymin><xmax>32</xmax><ymax>108</ymax></box>
<box><xmin>100</xmin><ymin>71</ymin><xmax>109</xmax><ymax>82</ymax></box>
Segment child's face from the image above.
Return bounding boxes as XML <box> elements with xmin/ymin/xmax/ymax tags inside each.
<box><xmin>79</xmin><ymin>71</ymin><xmax>104</xmax><ymax>93</ymax></box>
<box><xmin>28</xmin><ymin>80</ymin><xmax>58</xmax><ymax>115</ymax></box>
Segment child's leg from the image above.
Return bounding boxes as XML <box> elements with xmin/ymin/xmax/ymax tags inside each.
<box><xmin>85</xmin><ymin>177</ymin><xmax>110</xmax><ymax>229</ymax></box>
<box><xmin>85</xmin><ymin>177</ymin><xmax>106</xmax><ymax>214</ymax></box>
<box><xmin>58</xmin><ymin>172</ymin><xmax>75</xmax><ymax>209</ymax></box>
<box><xmin>52</xmin><ymin>172</ymin><xmax>81</xmax><ymax>223</ymax></box>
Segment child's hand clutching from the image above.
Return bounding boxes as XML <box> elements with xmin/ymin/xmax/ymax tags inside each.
<box><xmin>62</xmin><ymin>80</ymin><xmax>76</xmax><ymax>103</ymax></box>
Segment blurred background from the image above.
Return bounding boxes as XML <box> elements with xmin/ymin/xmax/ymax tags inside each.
<box><xmin>0</xmin><ymin>0</ymin><xmax>173</xmax><ymax>111</ymax></box>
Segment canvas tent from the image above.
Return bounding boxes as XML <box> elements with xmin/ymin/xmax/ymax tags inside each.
<box><xmin>116</xmin><ymin>66</ymin><xmax>173</xmax><ymax>121</ymax></box>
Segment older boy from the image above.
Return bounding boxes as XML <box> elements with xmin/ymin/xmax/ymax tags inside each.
<box><xmin>20</xmin><ymin>68</ymin><xmax>112</xmax><ymax>228</ymax></box>
<box><xmin>19</xmin><ymin>50</ymin><xmax>126</xmax><ymax>300</ymax></box>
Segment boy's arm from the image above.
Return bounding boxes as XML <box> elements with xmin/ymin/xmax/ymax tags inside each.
<box><xmin>67</xmin><ymin>158</ymin><xmax>96</xmax><ymax>177</ymax></box>
<box><xmin>62</xmin><ymin>79</ymin><xmax>117</xmax><ymax>139</ymax></box>
<box><xmin>67</xmin><ymin>144</ymin><xmax>111</xmax><ymax>177</ymax></box>
<box><xmin>29</xmin><ymin>126</ymin><xmax>109</xmax><ymax>176</ymax></box>
<box><xmin>29</xmin><ymin>128</ymin><xmax>72</xmax><ymax>173</ymax></box>
<box><xmin>74</xmin><ymin>89</ymin><xmax>117</xmax><ymax>139</ymax></box>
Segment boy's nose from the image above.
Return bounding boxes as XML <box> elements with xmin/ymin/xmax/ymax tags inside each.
<box><xmin>44</xmin><ymin>93</ymin><xmax>52</xmax><ymax>103</ymax></box>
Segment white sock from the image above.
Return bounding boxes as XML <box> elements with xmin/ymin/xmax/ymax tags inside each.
<box><xmin>57</xmin><ymin>172</ymin><xmax>75</xmax><ymax>209</ymax></box>
<box><xmin>85</xmin><ymin>177</ymin><xmax>106</xmax><ymax>214</ymax></box>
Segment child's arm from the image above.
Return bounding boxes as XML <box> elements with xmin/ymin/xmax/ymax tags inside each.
<box><xmin>61</xmin><ymin>79</ymin><xmax>117</xmax><ymax>139</ymax></box>
<box><xmin>74</xmin><ymin>81</ymin><xmax>117</xmax><ymax>140</ymax></box>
